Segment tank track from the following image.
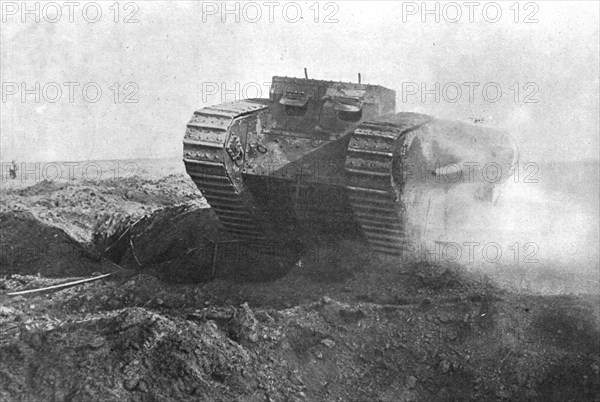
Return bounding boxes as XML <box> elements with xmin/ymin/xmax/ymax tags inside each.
<box><xmin>345</xmin><ymin>114</ymin><xmax>430</xmax><ymax>256</ymax></box>
<box><xmin>183</xmin><ymin>101</ymin><xmax>268</xmax><ymax>243</ymax></box>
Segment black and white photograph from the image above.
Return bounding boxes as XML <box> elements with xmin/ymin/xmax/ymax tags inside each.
<box><xmin>1</xmin><ymin>1</ymin><xmax>599</xmax><ymax>400</ymax></box>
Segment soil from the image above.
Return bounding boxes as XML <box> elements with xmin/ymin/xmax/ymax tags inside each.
<box><xmin>0</xmin><ymin>165</ymin><xmax>598</xmax><ymax>401</ymax></box>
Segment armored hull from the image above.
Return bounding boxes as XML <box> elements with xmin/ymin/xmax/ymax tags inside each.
<box><xmin>184</xmin><ymin>76</ymin><xmax>516</xmax><ymax>257</ymax></box>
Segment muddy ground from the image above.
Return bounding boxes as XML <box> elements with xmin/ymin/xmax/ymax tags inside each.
<box><xmin>0</xmin><ymin>166</ymin><xmax>598</xmax><ymax>401</ymax></box>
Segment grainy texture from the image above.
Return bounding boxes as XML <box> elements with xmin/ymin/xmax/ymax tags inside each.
<box><xmin>1</xmin><ymin>3</ymin><xmax>598</xmax><ymax>400</ymax></box>
<box><xmin>1</xmin><ymin>169</ymin><xmax>598</xmax><ymax>401</ymax></box>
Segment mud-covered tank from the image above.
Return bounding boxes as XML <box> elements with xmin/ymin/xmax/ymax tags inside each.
<box><xmin>183</xmin><ymin>75</ymin><xmax>516</xmax><ymax>257</ymax></box>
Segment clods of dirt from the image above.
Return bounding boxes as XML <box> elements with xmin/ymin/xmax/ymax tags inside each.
<box><xmin>1</xmin><ymin>166</ymin><xmax>598</xmax><ymax>401</ymax></box>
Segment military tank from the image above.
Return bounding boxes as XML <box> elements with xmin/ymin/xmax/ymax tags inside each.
<box><xmin>183</xmin><ymin>74</ymin><xmax>516</xmax><ymax>257</ymax></box>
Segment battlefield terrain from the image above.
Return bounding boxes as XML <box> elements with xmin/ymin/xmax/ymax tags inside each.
<box><xmin>0</xmin><ymin>157</ymin><xmax>598</xmax><ymax>401</ymax></box>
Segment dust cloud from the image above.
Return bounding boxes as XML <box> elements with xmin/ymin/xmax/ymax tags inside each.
<box><xmin>403</xmin><ymin>160</ymin><xmax>599</xmax><ymax>295</ymax></box>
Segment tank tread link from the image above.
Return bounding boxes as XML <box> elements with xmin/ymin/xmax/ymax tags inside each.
<box><xmin>344</xmin><ymin>114</ymin><xmax>430</xmax><ymax>256</ymax></box>
<box><xmin>183</xmin><ymin>101</ymin><xmax>268</xmax><ymax>243</ymax></box>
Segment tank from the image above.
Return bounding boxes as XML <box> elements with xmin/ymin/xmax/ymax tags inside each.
<box><xmin>183</xmin><ymin>74</ymin><xmax>516</xmax><ymax>258</ymax></box>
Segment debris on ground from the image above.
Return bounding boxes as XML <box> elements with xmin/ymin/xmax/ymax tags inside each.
<box><xmin>1</xmin><ymin>163</ymin><xmax>598</xmax><ymax>401</ymax></box>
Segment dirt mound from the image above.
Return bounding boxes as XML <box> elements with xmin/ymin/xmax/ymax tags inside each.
<box><xmin>1</xmin><ymin>175</ymin><xmax>205</xmax><ymax>245</ymax></box>
<box><xmin>108</xmin><ymin>202</ymin><xmax>300</xmax><ymax>284</ymax></box>
<box><xmin>112</xmin><ymin>203</ymin><xmax>222</xmax><ymax>283</ymax></box>
<box><xmin>0</xmin><ymin>212</ymin><xmax>103</xmax><ymax>278</ymax></box>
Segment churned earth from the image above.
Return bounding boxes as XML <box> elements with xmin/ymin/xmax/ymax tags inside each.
<box><xmin>0</xmin><ymin>159</ymin><xmax>598</xmax><ymax>401</ymax></box>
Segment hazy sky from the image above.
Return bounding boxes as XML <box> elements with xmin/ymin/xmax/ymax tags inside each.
<box><xmin>1</xmin><ymin>1</ymin><xmax>598</xmax><ymax>162</ymax></box>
